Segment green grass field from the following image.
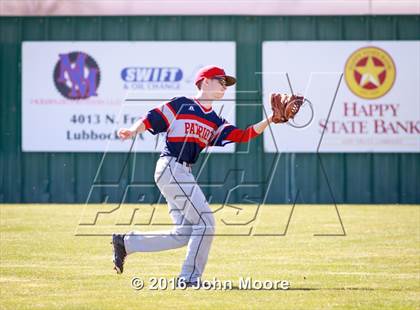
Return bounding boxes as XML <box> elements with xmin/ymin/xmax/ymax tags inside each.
<box><xmin>1</xmin><ymin>204</ymin><xmax>419</xmax><ymax>309</ymax></box>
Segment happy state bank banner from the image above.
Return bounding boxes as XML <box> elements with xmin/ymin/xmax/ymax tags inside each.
<box><xmin>263</xmin><ymin>41</ymin><xmax>420</xmax><ymax>153</ymax></box>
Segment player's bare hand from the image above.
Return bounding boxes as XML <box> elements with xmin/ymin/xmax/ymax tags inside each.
<box><xmin>118</xmin><ymin>128</ymin><xmax>135</xmax><ymax>140</ymax></box>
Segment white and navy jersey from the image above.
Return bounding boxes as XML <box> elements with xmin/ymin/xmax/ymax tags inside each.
<box><xmin>143</xmin><ymin>97</ymin><xmax>259</xmax><ymax>164</ymax></box>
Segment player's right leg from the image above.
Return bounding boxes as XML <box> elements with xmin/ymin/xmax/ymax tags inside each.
<box><xmin>123</xmin><ymin>202</ymin><xmax>193</xmax><ymax>253</ymax></box>
<box><xmin>112</xmin><ymin>158</ymin><xmax>194</xmax><ymax>274</ymax></box>
<box><xmin>112</xmin><ymin>203</ymin><xmax>192</xmax><ymax>274</ymax></box>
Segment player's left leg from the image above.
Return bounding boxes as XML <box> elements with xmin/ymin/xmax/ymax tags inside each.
<box><xmin>178</xmin><ymin>205</ymin><xmax>215</xmax><ymax>284</ymax></box>
<box><xmin>154</xmin><ymin>157</ymin><xmax>216</xmax><ymax>284</ymax></box>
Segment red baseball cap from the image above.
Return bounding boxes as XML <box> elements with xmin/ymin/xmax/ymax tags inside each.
<box><xmin>194</xmin><ymin>65</ymin><xmax>236</xmax><ymax>87</ymax></box>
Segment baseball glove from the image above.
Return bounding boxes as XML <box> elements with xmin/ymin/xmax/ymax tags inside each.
<box><xmin>270</xmin><ymin>93</ymin><xmax>305</xmax><ymax>124</ymax></box>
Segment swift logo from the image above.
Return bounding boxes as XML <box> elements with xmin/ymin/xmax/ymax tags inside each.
<box><xmin>53</xmin><ymin>51</ymin><xmax>100</xmax><ymax>100</ymax></box>
<box><xmin>121</xmin><ymin>67</ymin><xmax>183</xmax><ymax>82</ymax></box>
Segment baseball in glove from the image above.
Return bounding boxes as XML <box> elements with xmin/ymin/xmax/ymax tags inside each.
<box><xmin>270</xmin><ymin>93</ymin><xmax>305</xmax><ymax>124</ymax></box>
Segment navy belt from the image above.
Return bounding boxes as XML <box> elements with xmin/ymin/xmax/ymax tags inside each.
<box><xmin>166</xmin><ymin>156</ymin><xmax>193</xmax><ymax>168</ymax></box>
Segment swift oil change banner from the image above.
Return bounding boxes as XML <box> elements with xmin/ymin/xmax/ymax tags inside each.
<box><xmin>263</xmin><ymin>41</ymin><xmax>420</xmax><ymax>152</ymax></box>
<box><xmin>22</xmin><ymin>42</ymin><xmax>236</xmax><ymax>152</ymax></box>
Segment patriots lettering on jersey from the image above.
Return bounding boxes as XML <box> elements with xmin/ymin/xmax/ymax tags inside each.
<box><xmin>184</xmin><ymin>122</ymin><xmax>213</xmax><ymax>142</ymax></box>
<box><xmin>143</xmin><ymin>96</ymin><xmax>260</xmax><ymax>164</ymax></box>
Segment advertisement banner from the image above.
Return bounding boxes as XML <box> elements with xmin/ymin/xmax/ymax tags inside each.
<box><xmin>22</xmin><ymin>41</ymin><xmax>236</xmax><ymax>152</ymax></box>
<box><xmin>263</xmin><ymin>41</ymin><xmax>420</xmax><ymax>152</ymax></box>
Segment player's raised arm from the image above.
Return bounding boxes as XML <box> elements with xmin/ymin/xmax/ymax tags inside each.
<box><xmin>252</xmin><ymin>114</ymin><xmax>273</xmax><ymax>135</ymax></box>
<box><xmin>228</xmin><ymin>93</ymin><xmax>305</xmax><ymax>142</ymax></box>
<box><xmin>211</xmin><ymin>93</ymin><xmax>305</xmax><ymax>145</ymax></box>
<box><xmin>252</xmin><ymin>93</ymin><xmax>305</xmax><ymax>135</ymax></box>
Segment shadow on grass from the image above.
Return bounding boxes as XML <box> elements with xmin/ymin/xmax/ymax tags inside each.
<box><xmin>227</xmin><ymin>286</ymin><xmax>409</xmax><ymax>291</ymax></box>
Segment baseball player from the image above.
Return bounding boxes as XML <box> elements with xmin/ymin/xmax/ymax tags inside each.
<box><xmin>112</xmin><ymin>65</ymin><xmax>280</xmax><ymax>287</ymax></box>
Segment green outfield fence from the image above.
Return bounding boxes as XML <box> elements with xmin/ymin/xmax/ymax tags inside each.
<box><xmin>0</xmin><ymin>15</ymin><xmax>419</xmax><ymax>204</ymax></box>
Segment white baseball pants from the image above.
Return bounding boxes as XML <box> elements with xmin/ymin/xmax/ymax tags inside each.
<box><xmin>124</xmin><ymin>156</ymin><xmax>215</xmax><ymax>283</ymax></box>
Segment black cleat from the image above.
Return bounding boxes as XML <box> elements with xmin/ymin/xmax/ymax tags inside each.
<box><xmin>176</xmin><ymin>278</ymin><xmax>199</xmax><ymax>289</ymax></box>
<box><xmin>112</xmin><ymin>234</ymin><xmax>127</xmax><ymax>274</ymax></box>
<box><xmin>186</xmin><ymin>281</ymin><xmax>199</xmax><ymax>288</ymax></box>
